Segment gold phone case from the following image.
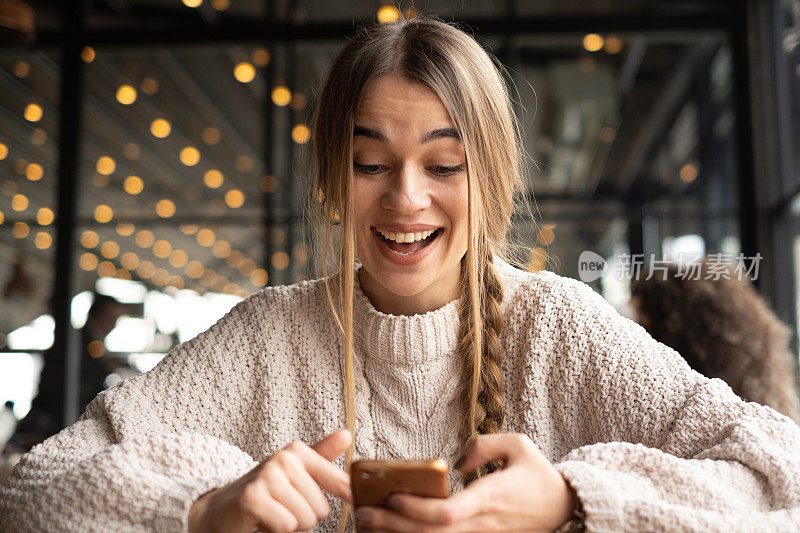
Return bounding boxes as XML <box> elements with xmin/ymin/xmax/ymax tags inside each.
<box><xmin>351</xmin><ymin>458</ymin><xmax>449</xmax><ymax>508</ymax></box>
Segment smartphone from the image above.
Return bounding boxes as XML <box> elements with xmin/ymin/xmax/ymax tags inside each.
<box><xmin>351</xmin><ymin>458</ymin><xmax>449</xmax><ymax>509</ymax></box>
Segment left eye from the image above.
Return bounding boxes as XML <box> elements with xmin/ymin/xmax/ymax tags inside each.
<box><xmin>431</xmin><ymin>165</ymin><xmax>464</xmax><ymax>176</ymax></box>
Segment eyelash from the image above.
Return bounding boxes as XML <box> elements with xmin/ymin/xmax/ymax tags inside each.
<box><xmin>353</xmin><ymin>163</ymin><xmax>464</xmax><ymax>177</ymax></box>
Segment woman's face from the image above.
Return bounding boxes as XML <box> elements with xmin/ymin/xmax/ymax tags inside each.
<box><xmin>352</xmin><ymin>74</ymin><xmax>469</xmax><ymax>314</ymax></box>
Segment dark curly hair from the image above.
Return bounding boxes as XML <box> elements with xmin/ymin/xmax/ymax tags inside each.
<box><xmin>631</xmin><ymin>260</ymin><xmax>800</xmax><ymax>424</ymax></box>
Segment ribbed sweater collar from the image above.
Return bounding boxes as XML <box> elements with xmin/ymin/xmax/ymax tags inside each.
<box><xmin>352</xmin><ymin>268</ymin><xmax>461</xmax><ymax>366</ymax></box>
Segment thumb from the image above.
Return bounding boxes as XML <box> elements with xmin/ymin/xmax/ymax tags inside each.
<box><xmin>311</xmin><ymin>428</ymin><xmax>352</xmax><ymax>461</ymax></box>
<box><xmin>455</xmin><ymin>433</ymin><xmax>527</xmax><ymax>472</ymax></box>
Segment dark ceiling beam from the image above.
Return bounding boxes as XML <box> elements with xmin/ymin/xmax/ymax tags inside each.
<box><xmin>24</xmin><ymin>12</ymin><xmax>735</xmax><ymax>48</ymax></box>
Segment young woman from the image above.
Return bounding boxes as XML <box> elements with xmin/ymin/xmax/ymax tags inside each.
<box><xmin>2</xmin><ymin>15</ymin><xmax>799</xmax><ymax>533</ymax></box>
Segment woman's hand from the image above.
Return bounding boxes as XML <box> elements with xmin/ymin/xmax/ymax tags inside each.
<box><xmin>354</xmin><ymin>433</ymin><xmax>576</xmax><ymax>532</ymax></box>
<box><xmin>188</xmin><ymin>429</ymin><xmax>353</xmax><ymax>533</ymax></box>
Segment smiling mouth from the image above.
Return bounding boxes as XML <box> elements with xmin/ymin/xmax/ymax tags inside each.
<box><xmin>373</xmin><ymin>227</ymin><xmax>443</xmax><ymax>256</ymax></box>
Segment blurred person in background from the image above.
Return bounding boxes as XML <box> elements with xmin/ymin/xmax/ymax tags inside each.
<box><xmin>631</xmin><ymin>260</ymin><xmax>800</xmax><ymax>424</ymax></box>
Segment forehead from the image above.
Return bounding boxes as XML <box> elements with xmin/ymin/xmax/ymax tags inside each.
<box><xmin>355</xmin><ymin>75</ymin><xmax>454</xmax><ymax>132</ymax></box>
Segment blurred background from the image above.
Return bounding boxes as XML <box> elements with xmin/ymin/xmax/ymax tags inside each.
<box><xmin>0</xmin><ymin>0</ymin><xmax>799</xmax><ymax>452</ymax></box>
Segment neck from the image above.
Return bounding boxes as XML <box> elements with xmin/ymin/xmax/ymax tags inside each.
<box><xmin>357</xmin><ymin>267</ymin><xmax>461</xmax><ymax>316</ymax></box>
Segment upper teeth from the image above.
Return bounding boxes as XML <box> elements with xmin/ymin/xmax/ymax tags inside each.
<box><xmin>377</xmin><ymin>228</ymin><xmax>436</xmax><ymax>243</ymax></box>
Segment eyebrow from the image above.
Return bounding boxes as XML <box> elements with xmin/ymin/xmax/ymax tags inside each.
<box><xmin>353</xmin><ymin>125</ymin><xmax>462</xmax><ymax>144</ymax></box>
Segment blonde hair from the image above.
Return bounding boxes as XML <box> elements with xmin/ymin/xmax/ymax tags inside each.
<box><xmin>308</xmin><ymin>14</ymin><xmax>524</xmax><ymax>530</ymax></box>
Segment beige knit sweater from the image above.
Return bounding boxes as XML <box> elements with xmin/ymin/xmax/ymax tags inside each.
<box><xmin>1</xmin><ymin>259</ymin><xmax>799</xmax><ymax>532</ymax></box>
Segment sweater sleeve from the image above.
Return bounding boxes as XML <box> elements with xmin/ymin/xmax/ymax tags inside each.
<box><xmin>0</xmin><ymin>296</ymin><xmax>266</xmax><ymax>533</ymax></box>
<box><xmin>538</xmin><ymin>274</ymin><xmax>800</xmax><ymax>532</ymax></box>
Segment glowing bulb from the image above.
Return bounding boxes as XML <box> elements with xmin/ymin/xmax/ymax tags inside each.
<box><xmin>224</xmin><ymin>189</ymin><xmax>244</xmax><ymax>208</ymax></box>
<box><xmin>31</xmin><ymin>128</ymin><xmax>47</xmax><ymax>145</ymax></box>
<box><xmin>120</xmin><ymin>252</ymin><xmax>139</xmax><ymax>270</ymax></box>
<box><xmin>81</xmin><ymin>230</ymin><xmax>99</xmax><ymax>248</ymax></box>
<box><xmin>36</xmin><ymin>207</ymin><xmax>54</xmax><ymax>225</ymax></box>
<box><xmin>212</xmin><ymin>240</ymin><xmax>231</xmax><ymax>258</ymax></box>
<box><xmin>261</xmin><ymin>175</ymin><xmax>277</xmax><ymax>193</ymax></box>
<box><xmin>116</xmin><ymin>223</ymin><xmax>135</xmax><ymax>236</ymax></box>
<box><xmin>12</xmin><ymin>222</ymin><xmax>29</xmax><ymax>238</ymax></box>
<box><xmin>252</xmin><ymin>48</ymin><xmax>270</xmax><ymax>66</ymax></box>
<box><xmin>141</xmin><ymin>77</ymin><xmax>159</xmax><ymax>95</ymax></box>
<box><xmin>204</xmin><ymin>169</ymin><xmax>224</xmax><ymax>188</ymax></box>
<box><xmin>124</xmin><ymin>175</ymin><xmax>144</xmax><ymax>195</ymax></box>
<box><xmin>116</xmin><ymin>85</ymin><xmax>137</xmax><ymax>105</ymax></box>
<box><xmin>80</xmin><ymin>252</ymin><xmax>98</xmax><ymax>271</ymax></box>
<box><xmin>11</xmin><ymin>194</ymin><xmax>28</xmax><ymax>211</ymax></box>
<box><xmin>123</xmin><ymin>142</ymin><xmax>141</xmax><ymax>160</ymax></box>
<box><xmin>179</xmin><ymin>224</ymin><xmax>198</xmax><ymax>235</ymax></box>
<box><xmin>94</xmin><ymin>204</ymin><xmax>113</xmax><ymax>223</ymax></box>
<box><xmin>135</xmin><ymin>230</ymin><xmax>154</xmax><ymax>248</ymax></box>
<box><xmin>169</xmin><ymin>249</ymin><xmax>188</xmax><ymax>268</ymax></box>
<box><xmin>185</xmin><ymin>260</ymin><xmax>204</xmax><ymax>278</ymax></box>
<box><xmin>211</xmin><ymin>0</ymin><xmax>229</xmax><ymax>10</ymax></box>
<box><xmin>101</xmin><ymin>241</ymin><xmax>120</xmax><ymax>259</ymax></box>
<box><xmin>272</xmin><ymin>252</ymin><xmax>290</xmax><ymax>270</ymax></box>
<box><xmin>202</xmin><ymin>127</ymin><xmax>221</xmax><ymax>145</ymax></box>
<box><xmin>25</xmin><ymin>163</ymin><xmax>43</xmax><ymax>181</ymax></box>
<box><xmin>271</xmin><ymin>86</ymin><xmax>292</xmax><ymax>106</ymax></box>
<box><xmin>24</xmin><ymin>103</ymin><xmax>43</xmax><ymax>122</ymax></box>
<box><xmin>81</xmin><ymin>46</ymin><xmax>95</xmax><ymax>63</ymax></box>
<box><xmin>233</xmin><ymin>62</ymin><xmax>256</xmax><ymax>83</ymax></box>
<box><xmin>137</xmin><ymin>260</ymin><xmax>156</xmax><ymax>279</ymax></box>
<box><xmin>196</xmin><ymin>228</ymin><xmax>215</xmax><ymax>247</ymax></box>
<box><xmin>150</xmin><ymin>118</ymin><xmax>171</xmax><ymax>138</ymax></box>
<box><xmin>251</xmin><ymin>268</ymin><xmax>268</xmax><ymax>287</ymax></box>
<box><xmin>291</xmin><ymin>124</ymin><xmax>310</xmax><ymax>144</ymax></box>
<box><xmin>153</xmin><ymin>239</ymin><xmax>172</xmax><ymax>258</ymax></box>
<box><xmin>96</xmin><ymin>156</ymin><xmax>116</xmax><ymax>175</ymax></box>
<box><xmin>377</xmin><ymin>5</ymin><xmax>400</xmax><ymax>23</ymax></box>
<box><xmin>34</xmin><ymin>232</ymin><xmax>52</xmax><ymax>249</ymax></box>
<box><xmin>680</xmin><ymin>163</ymin><xmax>698</xmax><ymax>183</ymax></box>
<box><xmin>13</xmin><ymin>61</ymin><xmax>30</xmax><ymax>78</ymax></box>
<box><xmin>604</xmin><ymin>36</ymin><xmax>623</xmax><ymax>54</ymax></box>
<box><xmin>179</xmin><ymin>146</ymin><xmax>200</xmax><ymax>166</ymax></box>
<box><xmin>155</xmin><ymin>199</ymin><xmax>176</xmax><ymax>218</ymax></box>
<box><xmin>583</xmin><ymin>34</ymin><xmax>604</xmax><ymax>52</ymax></box>
<box><xmin>182</xmin><ymin>0</ymin><xmax>203</xmax><ymax>7</ymax></box>
<box><xmin>0</xmin><ymin>143</ymin><xmax>7</xmax><ymax>159</ymax></box>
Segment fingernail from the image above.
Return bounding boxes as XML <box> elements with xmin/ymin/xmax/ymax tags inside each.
<box><xmin>385</xmin><ymin>496</ymin><xmax>400</xmax><ymax>510</ymax></box>
<box><xmin>355</xmin><ymin>508</ymin><xmax>371</xmax><ymax>524</ymax></box>
<box><xmin>454</xmin><ymin>456</ymin><xmax>466</xmax><ymax>469</ymax></box>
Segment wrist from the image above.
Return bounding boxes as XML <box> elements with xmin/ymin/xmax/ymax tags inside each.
<box><xmin>188</xmin><ymin>488</ymin><xmax>216</xmax><ymax>533</ymax></box>
<box><xmin>556</xmin><ymin>479</ymin><xmax>584</xmax><ymax>533</ymax></box>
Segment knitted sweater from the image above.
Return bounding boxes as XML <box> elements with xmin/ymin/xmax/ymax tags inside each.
<box><xmin>1</xmin><ymin>259</ymin><xmax>799</xmax><ymax>532</ymax></box>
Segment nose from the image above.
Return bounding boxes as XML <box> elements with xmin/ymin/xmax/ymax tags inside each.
<box><xmin>380</xmin><ymin>164</ymin><xmax>431</xmax><ymax>214</ymax></box>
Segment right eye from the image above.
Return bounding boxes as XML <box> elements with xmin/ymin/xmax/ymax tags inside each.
<box><xmin>353</xmin><ymin>162</ymin><xmax>385</xmax><ymax>175</ymax></box>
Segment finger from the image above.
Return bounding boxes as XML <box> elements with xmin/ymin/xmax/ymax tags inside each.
<box><xmin>284</xmin><ymin>434</ymin><xmax>353</xmax><ymax>503</ymax></box>
<box><xmin>311</xmin><ymin>429</ymin><xmax>352</xmax><ymax>461</ymax></box>
<box><xmin>386</xmin><ymin>490</ymin><xmax>484</xmax><ymax>525</ymax></box>
<box><xmin>241</xmin><ymin>482</ymin><xmax>300</xmax><ymax>533</ymax></box>
<box><xmin>455</xmin><ymin>433</ymin><xmax>531</xmax><ymax>473</ymax></box>
<box><xmin>263</xmin><ymin>467</ymin><xmax>319</xmax><ymax>531</ymax></box>
<box><xmin>287</xmin><ymin>464</ymin><xmax>333</xmax><ymax>520</ymax></box>
<box><xmin>356</xmin><ymin>505</ymin><xmax>425</xmax><ymax>533</ymax></box>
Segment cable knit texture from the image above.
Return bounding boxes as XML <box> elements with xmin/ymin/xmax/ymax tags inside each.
<box><xmin>1</xmin><ymin>258</ymin><xmax>799</xmax><ymax>532</ymax></box>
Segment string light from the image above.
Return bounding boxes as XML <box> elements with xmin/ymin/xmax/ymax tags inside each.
<box><xmin>150</xmin><ymin>118</ymin><xmax>171</xmax><ymax>138</ymax></box>
<box><xmin>293</xmin><ymin>242</ymin><xmax>308</xmax><ymax>265</ymax></box>
<box><xmin>116</xmin><ymin>85</ymin><xmax>137</xmax><ymax>105</ymax></box>
<box><xmin>179</xmin><ymin>224</ymin><xmax>198</xmax><ymax>235</ymax></box>
<box><xmin>291</xmin><ymin>124</ymin><xmax>310</xmax><ymax>144</ymax></box>
<box><xmin>80</xmin><ymin>252</ymin><xmax>98</xmax><ymax>271</ymax></box>
<box><xmin>81</xmin><ymin>230</ymin><xmax>99</xmax><ymax>248</ymax></box>
<box><xmin>98</xmin><ymin>261</ymin><xmax>116</xmax><ymax>277</ymax></box>
<box><xmin>235</xmin><ymin>155</ymin><xmax>253</xmax><ymax>173</ymax></box>
<box><xmin>34</xmin><ymin>232</ymin><xmax>52</xmax><ymax>249</ymax></box>
<box><xmin>179</xmin><ymin>146</ymin><xmax>200</xmax><ymax>166</ymax></box>
<box><xmin>233</xmin><ymin>62</ymin><xmax>256</xmax><ymax>83</ymax></box>
<box><xmin>252</xmin><ymin>48</ymin><xmax>270</xmax><ymax>66</ymax></box>
<box><xmin>211</xmin><ymin>0</ymin><xmax>229</xmax><ymax>10</ymax></box>
<box><xmin>25</xmin><ymin>163</ymin><xmax>43</xmax><ymax>181</ymax></box>
<box><xmin>537</xmin><ymin>228</ymin><xmax>555</xmax><ymax>246</ymax></box>
<box><xmin>239</xmin><ymin>258</ymin><xmax>256</xmax><ymax>276</ymax></box>
<box><xmin>96</xmin><ymin>156</ymin><xmax>116</xmax><ymax>175</ymax></box>
<box><xmin>202</xmin><ymin>127</ymin><xmax>221</xmax><ymax>145</ymax></box>
<box><xmin>203</xmin><ymin>169</ymin><xmax>224</xmax><ymax>188</ymax></box>
<box><xmin>185</xmin><ymin>260</ymin><xmax>204</xmax><ymax>278</ymax></box>
<box><xmin>604</xmin><ymin>36</ymin><xmax>623</xmax><ymax>54</ymax></box>
<box><xmin>123</xmin><ymin>142</ymin><xmax>141</xmax><ymax>160</ymax></box>
<box><xmin>115</xmin><ymin>269</ymin><xmax>132</xmax><ymax>280</ymax></box>
<box><xmin>582</xmin><ymin>34</ymin><xmax>604</xmax><ymax>52</ymax></box>
<box><xmin>120</xmin><ymin>252</ymin><xmax>139</xmax><ymax>270</ymax></box>
<box><xmin>289</xmin><ymin>93</ymin><xmax>307</xmax><ymax>111</ymax></box>
<box><xmin>169</xmin><ymin>249</ymin><xmax>188</xmax><ymax>268</ymax></box>
<box><xmin>94</xmin><ymin>204</ymin><xmax>113</xmax><ymax>223</ymax></box>
<box><xmin>251</xmin><ymin>268</ymin><xmax>268</xmax><ymax>287</ymax></box>
<box><xmin>271</xmin><ymin>86</ymin><xmax>291</xmax><ymax>106</ymax></box>
<box><xmin>153</xmin><ymin>239</ymin><xmax>172</xmax><ymax>258</ymax></box>
<box><xmin>0</xmin><ymin>210</ymin><xmax>4</xmax><ymax>225</ymax></box>
<box><xmin>155</xmin><ymin>199</ymin><xmax>176</xmax><ymax>218</ymax></box>
<box><xmin>182</xmin><ymin>0</ymin><xmax>203</xmax><ymax>7</ymax></box>
<box><xmin>196</xmin><ymin>228</ymin><xmax>215</xmax><ymax>247</ymax></box>
<box><xmin>272</xmin><ymin>251</ymin><xmax>290</xmax><ymax>270</ymax></box>
<box><xmin>377</xmin><ymin>5</ymin><xmax>400</xmax><ymax>23</ymax></box>
<box><xmin>24</xmin><ymin>103</ymin><xmax>43</xmax><ymax>122</ymax></box>
<box><xmin>135</xmin><ymin>230</ymin><xmax>155</xmax><ymax>248</ymax></box>
<box><xmin>0</xmin><ymin>143</ymin><xmax>7</xmax><ymax>159</ymax></box>
<box><xmin>261</xmin><ymin>175</ymin><xmax>277</xmax><ymax>193</ymax></box>
<box><xmin>152</xmin><ymin>268</ymin><xmax>170</xmax><ymax>286</ymax></box>
<box><xmin>680</xmin><ymin>163</ymin><xmax>698</xmax><ymax>183</ymax></box>
<box><xmin>224</xmin><ymin>189</ymin><xmax>244</xmax><ymax>208</ymax></box>
<box><xmin>136</xmin><ymin>260</ymin><xmax>156</xmax><ymax>278</ymax></box>
<box><xmin>36</xmin><ymin>207</ymin><xmax>54</xmax><ymax>225</ymax></box>
<box><xmin>11</xmin><ymin>194</ymin><xmax>28</xmax><ymax>211</ymax></box>
<box><xmin>211</xmin><ymin>240</ymin><xmax>231</xmax><ymax>258</ymax></box>
<box><xmin>81</xmin><ymin>46</ymin><xmax>95</xmax><ymax>63</ymax></box>
<box><xmin>141</xmin><ymin>77</ymin><xmax>159</xmax><ymax>95</ymax></box>
<box><xmin>226</xmin><ymin>250</ymin><xmax>244</xmax><ymax>268</ymax></box>
<box><xmin>124</xmin><ymin>175</ymin><xmax>144</xmax><ymax>195</ymax></box>
<box><xmin>30</xmin><ymin>128</ymin><xmax>47</xmax><ymax>145</ymax></box>
<box><xmin>13</xmin><ymin>61</ymin><xmax>30</xmax><ymax>78</ymax></box>
<box><xmin>116</xmin><ymin>222</ymin><xmax>135</xmax><ymax>236</ymax></box>
<box><xmin>87</xmin><ymin>340</ymin><xmax>105</xmax><ymax>358</ymax></box>
<box><xmin>167</xmin><ymin>276</ymin><xmax>185</xmax><ymax>290</ymax></box>
<box><xmin>13</xmin><ymin>222</ymin><xmax>29</xmax><ymax>238</ymax></box>
<box><xmin>101</xmin><ymin>241</ymin><xmax>120</xmax><ymax>259</ymax></box>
